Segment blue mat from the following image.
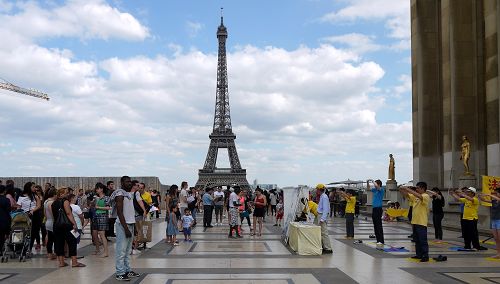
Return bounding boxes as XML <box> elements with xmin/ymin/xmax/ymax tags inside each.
<box><xmin>449</xmin><ymin>246</ymin><xmax>475</xmax><ymax>252</ymax></box>
<box><xmin>382</xmin><ymin>247</ymin><xmax>409</xmax><ymax>252</ymax></box>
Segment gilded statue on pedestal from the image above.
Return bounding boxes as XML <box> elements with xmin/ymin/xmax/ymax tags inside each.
<box><xmin>388</xmin><ymin>154</ymin><xmax>395</xmax><ymax>181</ymax></box>
<box><xmin>460</xmin><ymin>135</ymin><xmax>471</xmax><ymax>175</ymax></box>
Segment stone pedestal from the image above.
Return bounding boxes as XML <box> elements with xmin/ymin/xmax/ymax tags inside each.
<box><xmin>458</xmin><ymin>175</ymin><xmax>477</xmax><ymax>189</ymax></box>
<box><xmin>386</xmin><ymin>180</ymin><xmax>399</xmax><ymax>203</ymax></box>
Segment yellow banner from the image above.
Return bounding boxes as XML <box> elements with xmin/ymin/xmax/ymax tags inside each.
<box><xmin>481</xmin><ymin>175</ymin><xmax>500</xmax><ymax>206</ymax></box>
<box><xmin>386</xmin><ymin>208</ymin><xmax>409</xmax><ymax>218</ymax></box>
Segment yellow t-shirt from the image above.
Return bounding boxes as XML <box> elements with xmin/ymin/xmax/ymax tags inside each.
<box><xmin>460</xmin><ymin>197</ymin><xmax>479</xmax><ymax>220</ymax></box>
<box><xmin>141</xmin><ymin>191</ymin><xmax>153</xmax><ymax>205</ymax></box>
<box><xmin>303</xmin><ymin>200</ymin><xmax>318</xmax><ymax>217</ymax></box>
<box><xmin>345</xmin><ymin>196</ymin><xmax>356</xmax><ymax>214</ymax></box>
<box><xmin>408</xmin><ymin>193</ymin><xmax>429</xmax><ymax>226</ymax></box>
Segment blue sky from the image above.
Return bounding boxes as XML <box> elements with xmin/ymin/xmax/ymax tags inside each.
<box><xmin>0</xmin><ymin>0</ymin><xmax>412</xmax><ymax>187</ymax></box>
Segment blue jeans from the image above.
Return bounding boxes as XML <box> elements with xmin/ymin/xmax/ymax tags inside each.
<box><xmin>115</xmin><ymin>221</ymin><xmax>135</xmax><ymax>276</ymax></box>
<box><xmin>191</xmin><ymin>208</ymin><xmax>197</xmax><ymax>221</ymax></box>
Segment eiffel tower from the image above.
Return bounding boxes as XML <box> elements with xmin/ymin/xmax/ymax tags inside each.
<box><xmin>195</xmin><ymin>15</ymin><xmax>250</xmax><ymax>190</ymax></box>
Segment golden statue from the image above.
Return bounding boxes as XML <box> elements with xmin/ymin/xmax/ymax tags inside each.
<box><xmin>460</xmin><ymin>135</ymin><xmax>471</xmax><ymax>175</ymax></box>
<box><xmin>388</xmin><ymin>154</ymin><xmax>395</xmax><ymax>180</ymax></box>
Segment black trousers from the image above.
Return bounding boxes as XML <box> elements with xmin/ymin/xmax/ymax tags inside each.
<box><xmin>414</xmin><ymin>224</ymin><xmax>429</xmax><ymax>258</ymax></box>
<box><xmin>345</xmin><ymin>213</ymin><xmax>354</xmax><ymax>237</ymax></box>
<box><xmin>433</xmin><ymin>213</ymin><xmax>444</xmax><ymax>240</ymax></box>
<box><xmin>30</xmin><ymin>214</ymin><xmax>42</xmax><ymax>250</ymax></box>
<box><xmin>241</xmin><ymin>215</ymin><xmax>251</xmax><ymax>227</ymax></box>
<box><xmin>53</xmin><ymin>229</ymin><xmax>77</xmax><ymax>257</ymax></box>
<box><xmin>46</xmin><ymin>230</ymin><xmax>55</xmax><ymax>254</ymax></box>
<box><xmin>463</xmin><ymin>219</ymin><xmax>480</xmax><ymax>249</ymax></box>
<box><xmin>271</xmin><ymin>205</ymin><xmax>277</xmax><ymax>216</ymax></box>
<box><xmin>203</xmin><ymin>205</ymin><xmax>213</xmax><ymax>227</ymax></box>
<box><xmin>372</xmin><ymin>207</ymin><xmax>384</xmax><ymax>243</ymax></box>
<box><xmin>0</xmin><ymin>228</ymin><xmax>8</xmax><ymax>253</ymax></box>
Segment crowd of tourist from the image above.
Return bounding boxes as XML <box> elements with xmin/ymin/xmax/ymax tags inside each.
<box><xmin>2</xmin><ymin>175</ymin><xmax>499</xmax><ymax>279</ymax></box>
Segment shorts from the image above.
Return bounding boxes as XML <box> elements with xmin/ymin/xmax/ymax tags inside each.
<box><xmin>254</xmin><ymin>207</ymin><xmax>265</xmax><ymax>218</ymax></box>
<box><xmin>215</xmin><ymin>205</ymin><xmax>223</xmax><ymax>216</ymax></box>
<box><xmin>92</xmin><ymin>214</ymin><xmax>109</xmax><ymax>231</ymax></box>
<box><xmin>277</xmin><ymin>212</ymin><xmax>283</xmax><ymax>219</ymax></box>
<box><xmin>183</xmin><ymin>227</ymin><xmax>192</xmax><ymax>235</ymax></box>
<box><xmin>492</xmin><ymin>219</ymin><xmax>500</xmax><ymax>229</ymax></box>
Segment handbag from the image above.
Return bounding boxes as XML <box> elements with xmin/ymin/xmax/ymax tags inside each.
<box><xmin>54</xmin><ymin>203</ymin><xmax>72</xmax><ymax>231</ymax></box>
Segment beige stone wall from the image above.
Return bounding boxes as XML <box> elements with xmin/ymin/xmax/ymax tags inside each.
<box><xmin>412</xmin><ymin>0</ymin><xmax>499</xmax><ymax>231</ymax></box>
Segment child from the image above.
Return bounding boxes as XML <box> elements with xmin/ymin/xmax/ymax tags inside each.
<box><xmin>182</xmin><ymin>208</ymin><xmax>194</xmax><ymax>242</ymax></box>
<box><xmin>275</xmin><ymin>199</ymin><xmax>284</xmax><ymax>226</ymax></box>
<box><xmin>166</xmin><ymin>205</ymin><xmax>179</xmax><ymax>246</ymax></box>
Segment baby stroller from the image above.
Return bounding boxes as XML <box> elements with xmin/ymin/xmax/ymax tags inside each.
<box><xmin>1</xmin><ymin>210</ymin><xmax>32</xmax><ymax>262</ymax></box>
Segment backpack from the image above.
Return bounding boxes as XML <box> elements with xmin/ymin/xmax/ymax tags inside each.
<box><xmin>133</xmin><ymin>192</ymin><xmax>145</xmax><ymax>215</ymax></box>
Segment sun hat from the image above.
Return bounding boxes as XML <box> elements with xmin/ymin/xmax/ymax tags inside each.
<box><xmin>467</xmin><ymin>187</ymin><xmax>477</xmax><ymax>193</ymax></box>
<box><xmin>316</xmin><ymin>184</ymin><xmax>326</xmax><ymax>190</ymax></box>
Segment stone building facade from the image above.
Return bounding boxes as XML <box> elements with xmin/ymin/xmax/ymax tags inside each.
<box><xmin>411</xmin><ymin>0</ymin><xmax>499</xmax><ymax>231</ymax></box>
<box><xmin>412</xmin><ymin>0</ymin><xmax>499</xmax><ymax>188</ymax></box>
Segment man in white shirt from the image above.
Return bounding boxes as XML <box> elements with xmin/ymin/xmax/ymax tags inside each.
<box><xmin>112</xmin><ymin>176</ymin><xmax>141</xmax><ymax>281</ymax></box>
<box><xmin>270</xmin><ymin>191</ymin><xmax>277</xmax><ymax>216</ymax></box>
<box><xmin>179</xmin><ymin>181</ymin><xmax>189</xmax><ymax>217</ymax></box>
<box><xmin>316</xmin><ymin>184</ymin><xmax>332</xmax><ymax>254</ymax></box>
<box><xmin>214</xmin><ymin>187</ymin><xmax>225</xmax><ymax>225</ymax></box>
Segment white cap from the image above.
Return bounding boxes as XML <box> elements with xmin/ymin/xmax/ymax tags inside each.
<box><xmin>467</xmin><ymin>187</ymin><xmax>477</xmax><ymax>193</ymax></box>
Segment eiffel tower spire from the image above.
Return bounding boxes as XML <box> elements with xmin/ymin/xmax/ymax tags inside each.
<box><xmin>195</xmin><ymin>13</ymin><xmax>249</xmax><ymax>190</ymax></box>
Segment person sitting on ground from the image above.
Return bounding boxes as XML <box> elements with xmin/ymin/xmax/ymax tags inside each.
<box><xmin>450</xmin><ymin>187</ymin><xmax>487</xmax><ymax>251</ymax></box>
<box><xmin>478</xmin><ymin>187</ymin><xmax>500</xmax><ymax>258</ymax></box>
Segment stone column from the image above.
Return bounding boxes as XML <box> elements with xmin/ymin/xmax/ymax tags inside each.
<box><xmin>411</xmin><ymin>0</ymin><xmax>442</xmax><ymax>188</ymax></box>
<box><xmin>485</xmin><ymin>0</ymin><xmax>500</xmax><ymax>176</ymax></box>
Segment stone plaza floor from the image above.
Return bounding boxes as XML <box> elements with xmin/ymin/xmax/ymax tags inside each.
<box><xmin>1</xmin><ymin>213</ymin><xmax>499</xmax><ymax>283</ymax></box>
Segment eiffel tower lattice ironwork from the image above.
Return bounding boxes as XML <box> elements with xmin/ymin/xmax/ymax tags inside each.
<box><xmin>195</xmin><ymin>15</ymin><xmax>249</xmax><ymax>190</ymax></box>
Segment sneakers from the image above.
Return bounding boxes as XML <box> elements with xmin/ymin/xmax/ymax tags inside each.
<box><xmin>273</xmin><ymin>224</ymin><xmax>278</xmax><ymax>226</ymax></box>
<box><xmin>115</xmin><ymin>274</ymin><xmax>130</xmax><ymax>281</ymax></box>
<box><xmin>127</xmin><ymin>271</ymin><xmax>141</xmax><ymax>278</ymax></box>
<box><xmin>376</xmin><ymin>242</ymin><xmax>384</xmax><ymax>246</ymax></box>
<box><xmin>420</xmin><ymin>257</ymin><xmax>429</xmax><ymax>262</ymax></box>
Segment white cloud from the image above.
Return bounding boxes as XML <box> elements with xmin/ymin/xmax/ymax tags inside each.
<box><xmin>0</xmin><ymin>0</ymin><xmax>149</xmax><ymax>41</ymax></box>
<box><xmin>322</xmin><ymin>33</ymin><xmax>381</xmax><ymax>54</ymax></box>
<box><xmin>186</xmin><ymin>21</ymin><xmax>203</xmax><ymax>38</ymax></box>
<box><xmin>0</xmin><ymin>0</ymin><xmax>12</xmax><ymax>12</ymax></box>
<box><xmin>321</xmin><ymin>0</ymin><xmax>410</xmax><ymax>46</ymax></box>
<box><xmin>0</xmin><ymin>2</ymin><xmax>412</xmax><ymax>185</ymax></box>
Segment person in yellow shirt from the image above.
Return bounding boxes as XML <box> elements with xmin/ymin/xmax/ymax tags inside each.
<box><xmin>301</xmin><ymin>198</ymin><xmax>318</xmax><ymax>223</ymax></box>
<box><xmin>450</xmin><ymin>187</ymin><xmax>487</xmax><ymax>250</ymax></box>
<box><xmin>399</xmin><ymin>182</ymin><xmax>430</xmax><ymax>262</ymax></box>
<box><xmin>338</xmin><ymin>190</ymin><xmax>356</xmax><ymax>239</ymax></box>
<box><xmin>139</xmin><ymin>183</ymin><xmax>153</xmax><ymax>208</ymax></box>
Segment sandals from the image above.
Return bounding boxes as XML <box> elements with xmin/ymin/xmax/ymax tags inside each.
<box><xmin>72</xmin><ymin>263</ymin><xmax>86</xmax><ymax>267</ymax></box>
<box><xmin>58</xmin><ymin>262</ymin><xmax>68</xmax><ymax>268</ymax></box>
